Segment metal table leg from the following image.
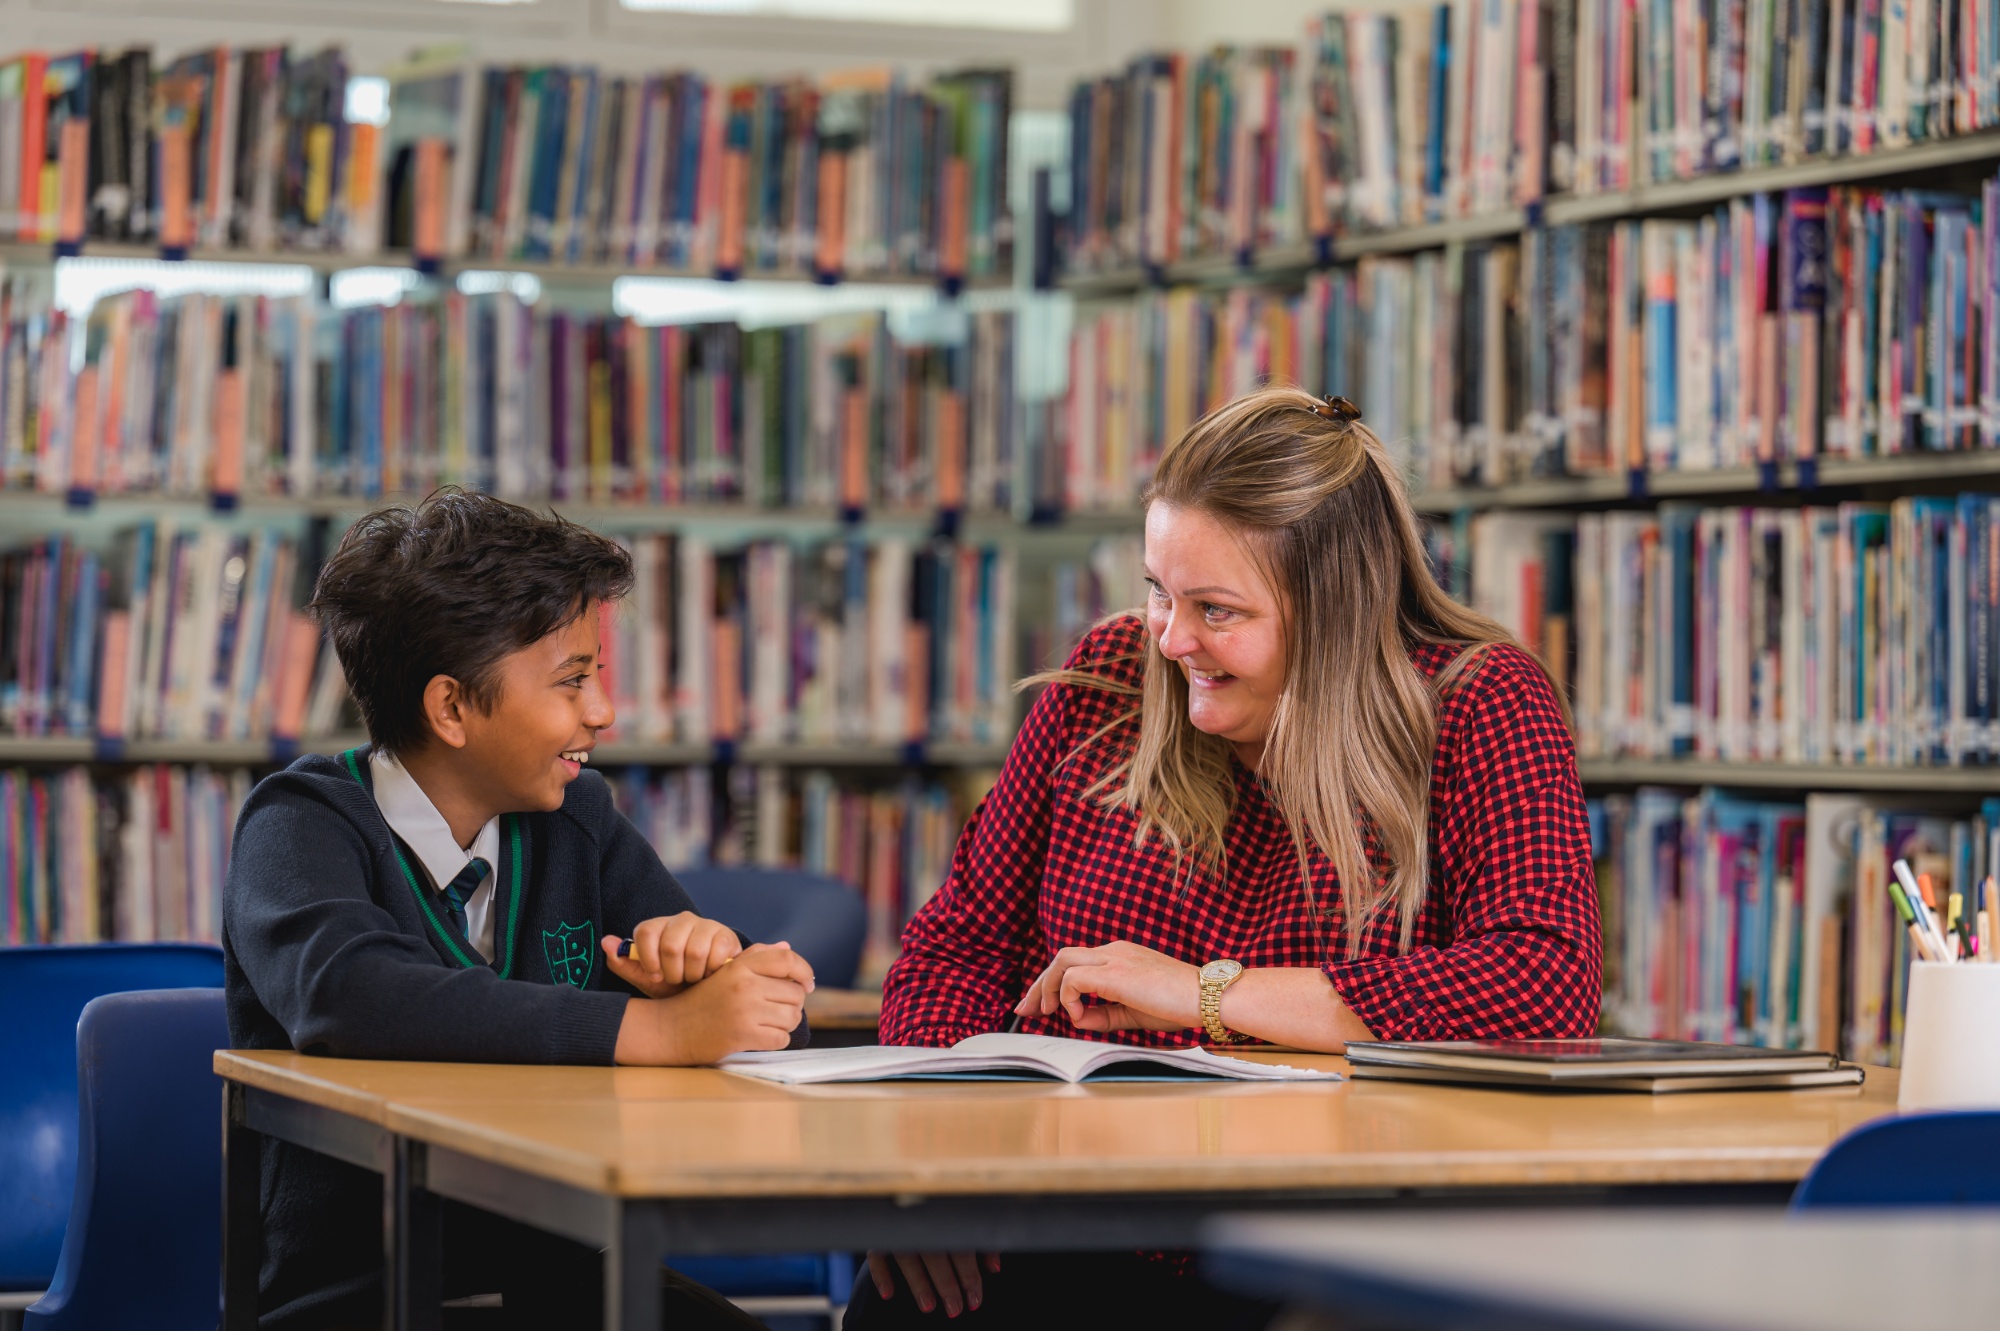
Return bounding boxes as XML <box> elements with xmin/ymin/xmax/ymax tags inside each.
<box><xmin>222</xmin><ymin>1083</ymin><xmax>263</xmax><ymax>1331</ymax></box>
<box><xmin>606</xmin><ymin>1203</ymin><xmax>663</xmax><ymax>1331</ymax></box>
<box><xmin>388</xmin><ymin>1136</ymin><xmax>442</xmax><ymax>1331</ymax></box>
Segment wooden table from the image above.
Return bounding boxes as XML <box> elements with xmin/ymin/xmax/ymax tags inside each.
<box><xmin>1202</xmin><ymin>1208</ymin><xmax>2000</xmax><ymax>1330</ymax></box>
<box><xmin>214</xmin><ymin>1050</ymin><xmax>1899</xmax><ymax>1331</ymax></box>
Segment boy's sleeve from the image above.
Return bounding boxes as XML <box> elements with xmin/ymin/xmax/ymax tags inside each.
<box><xmin>226</xmin><ymin>785</ymin><xmax>630</xmax><ymax>1064</ymax></box>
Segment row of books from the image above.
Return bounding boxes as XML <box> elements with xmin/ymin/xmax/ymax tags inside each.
<box><xmin>1</xmin><ymin>763</ymin><xmax>250</xmax><ymax>947</ymax></box>
<box><xmin>601</xmin><ymin>534</ymin><xmax>1017</xmax><ymax>749</ymax></box>
<box><xmin>1603</xmin><ymin>0</ymin><xmax>2000</xmax><ymax>189</ymax></box>
<box><xmin>610</xmin><ymin>764</ymin><xmax>984</xmax><ymax>985</ymax></box>
<box><xmin>1469</xmin><ymin>495</ymin><xmax>2000</xmax><ymax>769</ymax></box>
<box><xmin>1022</xmin><ymin>536</ymin><xmax>1144</xmax><ymax>678</ymax></box>
<box><xmin>0</xmin><ymin>521</ymin><xmax>1017</xmax><ymax>749</ymax></box>
<box><xmin>0</xmin><ymin>46</ymin><xmax>354</xmax><ymax>253</ymax></box>
<box><xmin>1592</xmin><ymin>788</ymin><xmax>2000</xmax><ymax>1066</ymax></box>
<box><xmin>1064</xmin><ymin>45</ymin><xmax>1306</xmax><ymax>275</ymax></box>
<box><xmin>0</xmin><ymin>524</ymin><xmax>348</xmax><ymax>744</ymax></box>
<box><xmin>3</xmin><ymin>279</ymin><xmax>1021</xmax><ymax>513</ymax></box>
<box><xmin>1063</xmin><ymin>171</ymin><xmax>2000</xmax><ymax>500</ymax></box>
<box><xmin>0</xmin><ymin>44</ymin><xmax>1014</xmax><ymax>282</ymax></box>
<box><xmin>1061</xmin><ymin>2</ymin><xmax>2000</xmax><ymax>273</ymax></box>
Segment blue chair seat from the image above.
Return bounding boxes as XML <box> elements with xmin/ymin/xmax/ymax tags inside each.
<box><xmin>0</xmin><ymin>944</ymin><xmax>224</xmax><ymax>1296</ymax></box>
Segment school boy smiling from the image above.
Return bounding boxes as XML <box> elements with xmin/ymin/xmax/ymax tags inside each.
<box><xmin>223</xmin><ymin>491</ymin><xmax>806</xmax><ymax>1330</ymax></box>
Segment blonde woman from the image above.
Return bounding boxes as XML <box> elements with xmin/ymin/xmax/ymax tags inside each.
<box><xmin>845</xmin><ymin>387</ymin><xmax>1602</xmax><ymax>1330</ymax></box>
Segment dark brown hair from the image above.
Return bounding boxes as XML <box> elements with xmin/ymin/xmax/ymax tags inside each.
<box><xmin>311</xmin><ymin>489</ymin><xmax>634</xmax><ymax>757</ymax></box>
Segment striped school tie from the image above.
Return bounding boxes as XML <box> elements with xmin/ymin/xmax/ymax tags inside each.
<box><xmin>440</xmin><ymin>857</ymin><xmax>491</xmax><ymax>937</ymax></box>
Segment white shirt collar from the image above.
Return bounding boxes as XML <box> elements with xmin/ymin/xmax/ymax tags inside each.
<box><xmin>368</xmin><ymin>747</ymin><xmax>502</xmax><ymax>898</ymax></box>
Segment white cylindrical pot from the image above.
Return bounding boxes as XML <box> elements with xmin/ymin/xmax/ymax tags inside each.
<box><xmin>1898</xmin><ymin>961</ymin><xmax>2000</xmax><ymax>1110</ymax></box>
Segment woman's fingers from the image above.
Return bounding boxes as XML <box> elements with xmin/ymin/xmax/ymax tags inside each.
<box><xmin>1018</xmin><ymin>946</ymin><xmax>1108</xmax><ymax>1017</ymax></box>
<box><xmin>920</xmin><ymin>1251</ymin><xmax>968</xmax><ymax>1317</ymax></box>
<box><xmin>893</xmin><ymin>1252</ymin><xmax>941</xmax><ymax>1315</ymax></box>
<box><xmin>867</xmin><ymin>1251</ymin><xmax>898</xmax><ymax>1300</ymax></box>
<box><xmin>1058</xmin><ymin>956</ymin><xmax>1116</xmax><ymax>1022</ymax></box>
<box><xmin>948</xmin><ymin>1250</ymin><xmax>985</xmax><ymax>1311</ymax></box>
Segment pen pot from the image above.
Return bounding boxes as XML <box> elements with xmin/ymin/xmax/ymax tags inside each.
<box><xmin>1898</xmin><ymin>961</ymin><xmax>2000</xmax><ymax>1110</ymax></box>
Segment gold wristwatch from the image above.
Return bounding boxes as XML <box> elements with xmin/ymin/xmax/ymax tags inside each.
<box><xmin>1198</xmin><ymin>959</ymin><xmax>1246</xmax><ymax>1044</ymax></box>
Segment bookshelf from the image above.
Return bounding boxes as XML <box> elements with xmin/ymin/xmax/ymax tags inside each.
<box><xmin>0</xmin><ymin>736</ymin><xmax>1013</xmax><ymax>767</ymax></box>
<box><xmin>0</xmin><ymin>239</ymin><xmax>1014</xmax><ymax>294</ymax></box>
<box><xmin>1058</xmin><ymin>131</ymin><xmax>2000</xmax><ymax>297</ymax></box>
<box><xmin>1578</xmin><ymin>760</ymin><xmax>2000</xmax><ymax>794</ymax></box>
<box><xmin>1045</xmin><ymin>3</ymin><xmax>2000</xmax><ymax>1062</ymax></box>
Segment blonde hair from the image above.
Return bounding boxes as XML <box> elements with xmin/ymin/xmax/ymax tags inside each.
<box><xmin>1039</xmin><ymin>386</ymin><xmax>1533</xmax><ymax>956</ymax></box>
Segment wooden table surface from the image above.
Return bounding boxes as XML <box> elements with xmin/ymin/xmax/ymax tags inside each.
<box><xmin>214</xmin><ymin>1049</ymin><xmax>1900</xmax><ymax>1201</ymax></box>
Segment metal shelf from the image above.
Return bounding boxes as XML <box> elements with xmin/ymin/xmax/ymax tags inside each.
<box><xmin>1056</xmin><ymin>133</ymin><xmax>2000</xmax><ymax>297</ymax></box>
<box><xmin>0</xmin><ymin>488</ymin><xmax>1142</xmax><ymax>542</ymax></box>
<box><xmin>1412</xmin><ymin>450</ymin><xmax>2000</xmax><ymax>513</ymax></box>
<box><xmin>1546</xmin><ymin>130</ymin><xmax>2000</xmax><ymax>226</ymax></box>
<box><xmin>1577</xmin><ymin>759</ymin><xmax>2000</xmax><ymax>792</ymax></box>
<box><xmin>0</xmin><ymin>735</ymin><xmax>1011</xmax><ymax>768</ymax></box>
<box><xmin>0</xmin><ymin>238</ymin><xmax>1006</xmax><ymax>294</ymax></box>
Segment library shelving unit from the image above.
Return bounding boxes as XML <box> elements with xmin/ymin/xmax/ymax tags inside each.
<box><xmin>1058</xmin><ymin>127</ymin><xmax>2000</xmax><ymax>801</ymax></box>
<box><xmin>1058</xmin><ymin>128</ymin><xmax>2000</xmax><ymax>297</ymax></box>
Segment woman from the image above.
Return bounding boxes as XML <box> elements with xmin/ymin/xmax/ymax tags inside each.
<box><xmin>845</xmin><ymin>387</ymin><xmax>1602</xmax><ymax>1329</ymax></box>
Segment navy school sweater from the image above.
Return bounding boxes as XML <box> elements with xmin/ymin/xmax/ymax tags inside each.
<box><xmin>222</xmin><ymin>747</ymin><xmax>800</xmax><ymax>1329</ymax></box>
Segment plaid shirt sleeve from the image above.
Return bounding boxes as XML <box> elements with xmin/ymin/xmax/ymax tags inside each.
<box><xmin>876</xmin><ymin>656</ymin><xmax>1083</xmax><ymax>1047</ymax></box>
<box><xmin>1324</xmin><ymin>645</ymin><xmax>1603</xmax><ymax>1040</ymax></box>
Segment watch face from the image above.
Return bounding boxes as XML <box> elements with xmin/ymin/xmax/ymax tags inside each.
<box><xmin>1202</xmin><ymin>959</ymin><xmax>1244</xmax><ymax>983</ymax></box>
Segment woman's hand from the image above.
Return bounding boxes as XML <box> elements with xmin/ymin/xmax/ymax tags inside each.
<box><xmin>1013</xmin><ymin>941</ymin><xmax>1201</xmax><ymax>1033</ymax></box>
<box><xmin>602</xmin><ymin>912</ymin><xmax>743</xmax><ymax>998</ymax></box>
<box><xmin>866</xmin><ymin>1251</ymin><xmax>1002</xmax><ymax>1318</ymax></box>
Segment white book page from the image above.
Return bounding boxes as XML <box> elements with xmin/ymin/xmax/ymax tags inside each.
<box><xmin>723</xmin><ymin>1035</ymin><xmax>1344</xmax><ymax>1084</ymax></box>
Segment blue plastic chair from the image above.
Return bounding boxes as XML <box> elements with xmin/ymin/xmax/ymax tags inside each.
<box><xmin>25</xmin><ymin>988</ymin><xmax>228</xmax><ymax>1331</ymax></box>
<box><xmin>1792</xmin><ymin>1111</ymin><xmax>2000</xmax><ymax>1208</ymax></box>
<box><xmin>0</xmin><ymin>944</ymin><xmax>225</xmax><ymax>1299</ymax></box>
<box><xmin>667</xmin><ymin>869</ymin><xmax>867</xmax><ymax>1326</ymax></box>
<box><xmin>674</xmin><ymin>867</ymin><xmax>867</xmax><ymax>990</ymax></box>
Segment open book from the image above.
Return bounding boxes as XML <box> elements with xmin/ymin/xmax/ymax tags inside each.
<box><xmin>720</xmin><ymin>1033</ymin><xmax>1344</xmax><ymax>1084</ymax></box>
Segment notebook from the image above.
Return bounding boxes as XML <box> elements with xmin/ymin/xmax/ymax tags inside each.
<box><xmin>1343</xmin><ymin>1037</ymin><xmax>1860</xmax><ymax>1092</ymax></box>
<box><xmin>719</xmin><ymin>1033</ymin><xmax>1345</xmax><ymax>1084</ymax></box>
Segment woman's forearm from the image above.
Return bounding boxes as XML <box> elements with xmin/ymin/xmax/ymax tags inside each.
<box><xmin>1216</xmin><ymin>967</ymin><xmax>1376</xmax><ymax>1051</ymax></box>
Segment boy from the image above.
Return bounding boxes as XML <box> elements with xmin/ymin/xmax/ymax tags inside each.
<box><xmin>223</xmin><ymin>491</ymin><xmax>812</xmax><ymax>1330</ymax></box>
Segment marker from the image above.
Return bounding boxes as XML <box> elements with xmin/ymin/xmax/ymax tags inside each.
<box><xmin>1893</xmin><ymin>859</ymin><xmax>1953</xmax><ymax>963</ymax></box>
<box><xmin>617</xmin><ymin>937</ymin><xmax>634</xmax><ymax>958</ymax></box>
<box><xmin>1887</xmin><ymin>875</ymin><xmax>1946</xmax><ymax>962</ymax></box>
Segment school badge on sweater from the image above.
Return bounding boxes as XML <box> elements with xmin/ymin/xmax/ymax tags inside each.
<box><xmin>542</xmin><ymin>921</ymin><xmax>595</xmax><ymax>987</ymax></box>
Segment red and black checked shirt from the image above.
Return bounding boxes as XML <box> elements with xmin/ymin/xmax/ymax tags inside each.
<box><xmin>880</xmin><ymin>614</ymin><xmax>1603</xmax><ymax>1047</ymax></box>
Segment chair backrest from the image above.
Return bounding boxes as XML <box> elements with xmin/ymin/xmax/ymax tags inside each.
<box><xmin>0</xmin><ymin>943</ymin><xmax>225</xmax><ymax>1291</ymax></box>
<box><xmin>26</xmin><ymin>988</ymin><xmax>229</xmax><ymax>1331</ymax></box>
<box><xmin>1791</xmin><ymin>1111</ymin><xmax>2000</xmax><ymax>1208</ymax></box>
<box><xmin>672</xmin><ymin>868</ymin><xmax>867</xmax><ymax>990</ymax></box>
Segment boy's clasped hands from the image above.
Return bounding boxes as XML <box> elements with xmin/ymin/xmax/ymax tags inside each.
<box><xmin>603</xmin><ymin>913</ymin><xmax>815</xmax><ymax>1066</ymax></box>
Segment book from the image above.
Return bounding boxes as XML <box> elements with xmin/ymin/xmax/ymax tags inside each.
<box><xmin>720</xmin><ymin>1032</ymin><xmax>1344</xmax><ymax>1084</ymax></box>
<box><xmin>1345</xmin><ymin>1036</ymin><xmax>1844</xmax><ymax>1077</ymax></box>
<box><xmin>1347</xmin><ymin>1061</ymin><xmax>1867</xmax><ymax>1092</ymax></box>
